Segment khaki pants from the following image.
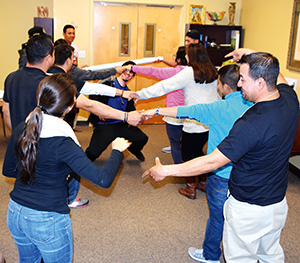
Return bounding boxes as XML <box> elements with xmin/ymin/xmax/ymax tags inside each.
<box><xmin>223</xmin><ymin>195</ymin><xmax>288</xmax><ymax>263</ymax></box>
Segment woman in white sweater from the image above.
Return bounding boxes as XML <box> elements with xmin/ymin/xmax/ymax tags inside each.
<box><xmin>137</xmin><ymin>43</ymin><xmax>220</xmax><ymax>199</ymax></box>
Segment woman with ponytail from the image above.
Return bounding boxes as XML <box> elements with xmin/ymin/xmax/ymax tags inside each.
<box><xmin>3</xmin><ymin>73</ymin><xmax>130</xmax><ymax>263</ymax></box>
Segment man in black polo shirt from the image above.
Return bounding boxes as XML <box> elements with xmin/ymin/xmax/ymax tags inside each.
<box><xmin>3</xmin><ymin>35</ymin><xmax>144</xmax><ymax>208</ymax></box>
<box><xmin>143</xmin><ymin>49</ymin><xmax>299</xmax><ymax>263</ymax></box>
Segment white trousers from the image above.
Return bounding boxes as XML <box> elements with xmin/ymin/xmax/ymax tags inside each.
<box><xmin>223</xmin><ymin>195</ymin><xmax>288</xmax><ymax>263</ymax></box>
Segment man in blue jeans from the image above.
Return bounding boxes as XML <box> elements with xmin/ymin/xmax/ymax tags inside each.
<box><xmin>187</xmin><ymin>65</ymin><xmax>252</xmax><ymax>263</ymax></box>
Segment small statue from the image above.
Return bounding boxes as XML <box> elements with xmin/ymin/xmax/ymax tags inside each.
<box><xmin>37</xmin><ymin>6</ymin><xmax>49</xmax><ymax>18</ymax></box>
<box><xmin>229</xmin><ymin>2</ymin><xmax>236</xmax><ymax>26</ymax></box>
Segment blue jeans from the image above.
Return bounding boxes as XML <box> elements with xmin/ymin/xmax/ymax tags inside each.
<box><xmin>166</xmin><ymin>123</ymin><xmax>182</xmax><ymax>164</ymax></box>
<box><xmin>7</xmin><ymin>199</ymin><xmax>73</xmax><ymax>263</ymax></box>
<box><xmin>203</xmin><ymin>175</ymin><xmax>229</xmax><ymax>260</ymax></box>
<box><xmin>67</xmin><ymin>172</ymin><xmax>81</xmax><ymax>204</ymax></box>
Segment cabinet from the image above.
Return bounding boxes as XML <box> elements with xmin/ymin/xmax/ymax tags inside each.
<box><xmin>186</xmin><ymin>24</ymin><xmax>243</xmax><ymax>66</ymax></box>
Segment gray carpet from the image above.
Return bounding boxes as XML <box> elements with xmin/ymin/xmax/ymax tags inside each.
<box><xmin>0</xmin><ymin>124</ymin><xmax>300</xmax><ymax>263</ymax></box>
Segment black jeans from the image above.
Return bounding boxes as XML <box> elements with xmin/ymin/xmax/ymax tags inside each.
<box><xmin>86</xmin><ymin>122</ymin><xmax>148</xmax><ymax>161</ymax></box>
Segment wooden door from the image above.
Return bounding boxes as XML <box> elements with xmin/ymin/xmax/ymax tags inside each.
<box><xmin>93</xmin><ymin>3</ymin><xmax>182</xmax><ymax>123</ymax></box>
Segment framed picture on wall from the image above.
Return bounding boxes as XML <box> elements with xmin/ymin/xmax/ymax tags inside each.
<box><xmin>189</xmin><ymin>5</ymin><xmax>205</xmax><ymax>24</ymax></box>
<box><xmin>287</xmin><ymin>0</ymin><xmax>300</xmax><ymax>72</ymax></box>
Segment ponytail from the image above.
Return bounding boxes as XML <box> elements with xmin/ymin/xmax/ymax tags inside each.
<box><xmin>15</xmin><ymin>106</ymin><xmax>43</xmax><ymax>185</ymax></box>
<box><xmin>15</xmin><ymin>73</ymin><xmax>76</xmax><ymax>185</ymax></box>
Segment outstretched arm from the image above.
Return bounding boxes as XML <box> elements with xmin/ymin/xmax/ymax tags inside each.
<box><xmin>142</xmin><ymin>107</ymin><xmax>178</xmax><ymax>120</ymax></box>
<box><xmin>142</xmin><ymin>148</ymin><xmax>231</xmax><ymax>182</ymax></box>
<box><xmin>76</xmin><ymin>94</ymin><xmax>144</xmax><ymax>126</ymax></box>
<box><xmin>225</xmin><ymin>48</ymin><xmax>255</xmax><ymax>62</ymax></box>
<box><xmin>225</xmin><ymin>48</ymin><xmax>288</xmax><ymax>86</ymax></box>
<box><xmin>131</xmin><ymin>65</ymin><xmax>183</xmax><ymax>80</ymax></box>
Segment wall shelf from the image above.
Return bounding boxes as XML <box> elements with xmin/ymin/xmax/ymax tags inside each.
<box><xmin>186</xmin><ymin>24</ymin><xmax>243</xmax><ymax>66</ymax></box>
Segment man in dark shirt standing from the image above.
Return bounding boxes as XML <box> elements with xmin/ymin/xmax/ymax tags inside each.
<box><xmin>3</xmin><ymin>35</ymin><xmax>144</xmax><ymax>208</ymax></box>
<box><xmin>143</xmin><ymin>48</ymin><xmax>299</xmax><ymax>263</ymax></box>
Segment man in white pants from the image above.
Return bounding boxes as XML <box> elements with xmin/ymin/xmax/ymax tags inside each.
<box><xmin>143</xmin><ymin>48</ymin><xmax>299</xmax><ymax>263</ymax></box>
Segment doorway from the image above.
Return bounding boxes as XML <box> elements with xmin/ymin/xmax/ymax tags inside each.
<box><xmin>93</xmin><ymin>2</ymin><xmax>182</xmax><ymax>123</ymax></box>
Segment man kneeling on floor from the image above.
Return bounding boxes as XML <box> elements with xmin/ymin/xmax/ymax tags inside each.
<box><xmin>86</xmin><ymin>61</ymin><xmax>148</xmax><ymax>162</ymax></box>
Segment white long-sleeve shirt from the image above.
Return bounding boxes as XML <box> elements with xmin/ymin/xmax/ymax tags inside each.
<box><xmin>138</xmin><ymin>66</ymin><xmax>220</xmax><ymax>133</ymax></box>
<box><xmin>80</xmin><ymin>82</ymin><xmax>116</xmax><ymax>97</ymax></box>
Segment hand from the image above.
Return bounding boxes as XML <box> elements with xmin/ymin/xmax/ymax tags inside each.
<box><xmin>112</xmin><ymin>137</ymin><xmax>131</xmax><ymax>152</ymax></box>
<box><xmin>224</xmin><ymin>48</ymin><xmax>255</xmax><ymax>62</ymax></box>
<box><xmin>122</xmin><ymin>91</ymin><xmax>139</xmax><ymax>101</ymax></box>
<box><xmin>142</xmin><ymin>157</ymin><xmax>166</xmax><ymax>182</ymax></box>
<box><xmin>80</xmin><ymin>64</ymin><xmax>89</xmax><ymax>68</ymax></box>
<box><xmin>127</xmin><ymin>111</ymin><xmax>145</xmax><ymax>126</ymax></box>
<box><xmin>142</xmin><ymin>109</ymin><xmax>156</xmax><ymax>120</ymax></box>
<box><xmin>98</xmin><ymin>116</ymin><xmax>106</xmax><ymax>122</ymax></box>
<box><xmin>116</xmin><ymin>65</ymin><xmax>132</xmax><ymax>74</ymax></box>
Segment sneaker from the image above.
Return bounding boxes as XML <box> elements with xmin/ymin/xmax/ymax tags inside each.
<box><xmin>68</xmin><ymin>198</ymin><xmax>89</xmax><ymax>208</ymax></box>
<box><xmin>162</xmin><ymin>146</ymin><xmax>171</xmax><ymax>153</ymax></box>
<box><xmin>188</xmin><ymin>248</ymin><xmax>220</xmax><ymax>263</ymax></box>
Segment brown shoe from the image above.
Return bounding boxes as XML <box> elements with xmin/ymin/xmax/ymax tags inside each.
<box><xmin>196</xmin><ymin>174</ymin><xmax>207</xmax><ymax>192</ymax></box>
<box><xmin>196</xmin><ymin>181</ymin><xmax>206</xmax><ymax>192</ymax></box>
<box><xmin>178</xmin><ymin>182</ymin><xmax>196</xmax><ymax>199</ymax></box>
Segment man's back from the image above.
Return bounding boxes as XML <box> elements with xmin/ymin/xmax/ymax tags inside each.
<box><xmin>3</xmin><ymin>66</ymin><xmax>46</xmax><ymax>130</ymax></box>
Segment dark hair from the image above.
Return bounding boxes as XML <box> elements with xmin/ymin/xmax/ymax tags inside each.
<box><xmin>175</xmin><ymin>46</ymin><xmax>188</xmax><ymax>66</ymax></box>
<box><xmin>63</xmin><ymin>24</ymin><xmax>75</xmax><ymax>33</ymax></box>
<box><xmin>26</xmin><ymin>35</ymin><xmax>53</xmax><ymax>65</ymax></box>
<box><xmin>15</xmin><ymin>74</ymin><xmax>76</xmax><ymax>185</ymax></box>
<box><xmin>54</xmin><ymin>38</ymin><xmax>68</xmax><ymax>47</ymax></box>
<box><xmin>240</xmin><ymin>52</ymin><xmax>279</xmax><ymax>90</ymax></box>
<box><xmin>122</xmin><ymin>60</ymin><xmax>136</xmax><ymax>67</ymax></box>
<box><xmin>54</xmin><ymin>44</ymin><xmax>74</xmax><ymax>65</ymax></box>
<box><xmin>122</xmin><ymin>60</ymin><xmax>136</xmax><ymax>76</ymax></box>
<box><xmin>185</xmin><ymin>29</ymin><xmax>200</xmax><ymax>40</ymax></box>
<box><xmin>218</xmin><ymin>64</ymin><xmax>240</xmax><ymax>91</ymax></box>
<box><xmin>187</xmin><ymin>43</ymin><xmax>217</xmax><ymax>84</ymax></box>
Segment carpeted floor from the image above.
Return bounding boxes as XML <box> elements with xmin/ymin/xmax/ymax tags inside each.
<box><xmin>0</xmin><ymin>124</ymin><xmax>300</xmax><ymax>262</ymax></box>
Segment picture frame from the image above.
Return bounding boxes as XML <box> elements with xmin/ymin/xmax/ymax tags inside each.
<box><xmin>189</xmin><ymin>5</ymin><xmax>205</xmax><ymax>24</ymax></box>
<box><xmin>287</xmin><ymin>0</ymin><xmax>300</xmax><ymax>72</ymax></box>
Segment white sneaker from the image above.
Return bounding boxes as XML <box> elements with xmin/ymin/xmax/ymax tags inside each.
<box><xmin>68</xmin><ymin>198</ymin><xmax>89</xmax><ymax>208</ymax></box>
<box><xmin>188</xmin><ymin>248</ymin><xmax>220</xmax><ymax>263</ymax></box>
<box><xmin>162</xmin><ymin>146</ymin><xmax>171</xmax><ymax>153</ymax></box>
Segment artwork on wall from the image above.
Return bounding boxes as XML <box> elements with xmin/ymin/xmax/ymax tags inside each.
<box><xmin>37</xmin><ymin>6</ymin><xmax>49</xmax><ymax>18</ymax></box>
<box><xmin>189</xmin><ymin>5</ymin><xmax>205</xmax><ymax>24</ymax></box>
<box><xmin>287</xmin><ymin>0</ymin><xmax>300</xmax><ymax>72</ymax></box>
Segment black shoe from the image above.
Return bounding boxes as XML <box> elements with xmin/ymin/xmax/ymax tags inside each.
<box><xmin>135</xmin><ymin>152</ymin><xmax>145</xmax><ymax>162</ymax></box>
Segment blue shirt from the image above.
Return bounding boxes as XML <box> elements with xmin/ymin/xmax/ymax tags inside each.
<box><xmin>177</xmin><ymin>91</ymin><xmax>252</xmax><ymax>179</ymax></box>
<box><xmin>98</xmin><ymin>78</ymin><xmax>128</xmax><ymax>125</ymax></box>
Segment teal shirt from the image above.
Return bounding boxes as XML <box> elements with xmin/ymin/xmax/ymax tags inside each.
<box><xmin>177</xmin><ymin>91</ymin><xmax>252</xmax><ymax>179</ymax></box>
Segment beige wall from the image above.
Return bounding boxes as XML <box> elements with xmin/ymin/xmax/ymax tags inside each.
<box><xmin>0</xmin><ymin>0</ymin><xmax>53</xmax><ymax>90</ymax></box>
<box><xmin>2</xmin><ymin>0</ymin><xmax>298</xmax><ymax>92</ymax></box>
<box><xmin>0</xmin><ymin>0</ymin><xmax>241</xmax><ymax>89</ymax></box>
<box><xmin>52</xmin><ymin>0</ymin><xmax>241</xmax><ymax>66</ymax></box>
<box><xmin>241</xmin><ymin>0</ymin><xmax>300</xmax><ymax>93</ymax></box>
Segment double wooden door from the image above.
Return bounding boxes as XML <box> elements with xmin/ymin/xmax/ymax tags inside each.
<box><xmin>93</xmin><ymin>3</ymin><xmax>182</xmax><ymax>123</ymax></box>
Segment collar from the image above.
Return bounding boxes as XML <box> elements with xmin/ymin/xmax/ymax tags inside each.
<box><xmin>40</xmin><ymin>113</ymin><xmax>80</xmax><ymax>146</ymax></box>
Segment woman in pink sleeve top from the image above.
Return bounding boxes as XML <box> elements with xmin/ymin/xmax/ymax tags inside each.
<box><xmin>131</xmin><ymin>46</ymin><xmax>187</xmax><ymax>165</ymax></box>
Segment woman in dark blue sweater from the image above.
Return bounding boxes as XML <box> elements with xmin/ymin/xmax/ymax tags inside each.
<box><xmin>2</xmin><ymin>74</ymin><xmax>130</xmax><ymax>263</ymax></box>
